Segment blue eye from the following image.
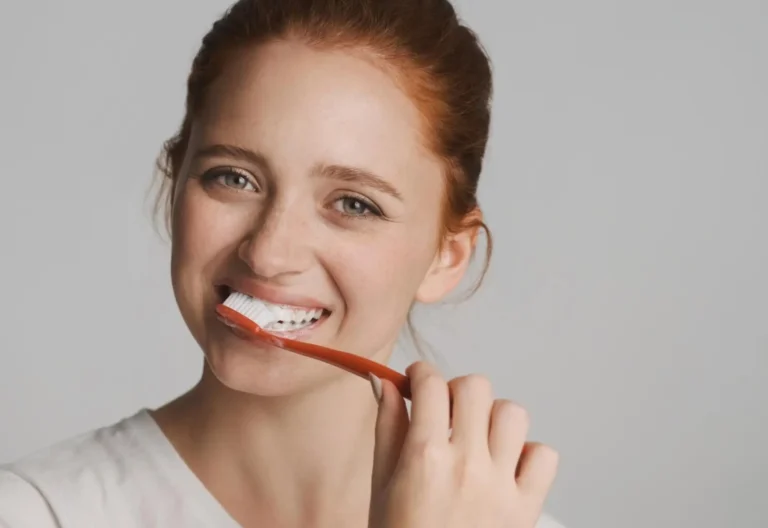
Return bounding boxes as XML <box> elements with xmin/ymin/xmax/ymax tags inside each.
<box><xmin>333</xmin><ymin>195</ymin><xmax>382</xmax><ymax>218</ymax></box>
<box><xmin>201</xmin><ymin>167</ymin><xmax>258</xmax><ymax>192</ymax></box>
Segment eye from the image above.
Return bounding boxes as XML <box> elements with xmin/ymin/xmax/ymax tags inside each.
<box><xmin>221</xmin><ymin>172</ymin><xmax>255</xmax><ymax>191</ymax></box>
<box><xmin>201</xmin><ymin>167</ymin><xmax>259</xmax><ymax>192</ymax></box>
<box><xmin>333</xmin><ymin>195</ymin><xmax>382</xmax><ymax>218</ymax></box>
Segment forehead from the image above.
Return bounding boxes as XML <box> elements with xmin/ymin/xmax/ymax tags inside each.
<box><xmin>192</xmin><ymin>39</ymin><xmax>445</xmax><ymax>197</ymax></box>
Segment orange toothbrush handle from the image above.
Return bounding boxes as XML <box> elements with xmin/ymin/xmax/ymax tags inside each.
<box><xmin>216</xmin><ymin>305</ymin><xmax>412</xmax><ymax>399</ymax></box>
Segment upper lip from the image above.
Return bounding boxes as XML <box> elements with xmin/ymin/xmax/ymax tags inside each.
<box><xmin>218</xmin><ymin>278</ymin><xmax>331</xmax><ymax>311</ymax></box>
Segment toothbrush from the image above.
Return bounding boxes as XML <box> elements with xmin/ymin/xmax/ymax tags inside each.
<box><xmin>215</xmin><ymin>293</ymin><xmax>412</xmax><ymax>399</ymax></box>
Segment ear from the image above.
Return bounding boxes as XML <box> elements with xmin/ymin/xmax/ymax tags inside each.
<box><xmin>415</xmin><ymin>209</ymin><xmax>482</xmax><ymax>304</ymax></box>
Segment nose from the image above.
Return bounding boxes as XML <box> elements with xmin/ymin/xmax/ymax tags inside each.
<box><xmin>238</xmin><ymin>200</ymin><xmax>314</xmax><ymax>281</ymax></box>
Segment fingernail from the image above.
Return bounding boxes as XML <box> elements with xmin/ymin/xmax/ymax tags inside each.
<box><xmin>368</xmin><ymin>373</ymin><xmax>383</xmax><ymax>403</ymax></box>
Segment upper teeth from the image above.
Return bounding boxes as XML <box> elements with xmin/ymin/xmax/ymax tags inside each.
<box><xmin>223</xmin><ymin>291</ymin><xmax>324</xmax><ymax>331</ymax></box>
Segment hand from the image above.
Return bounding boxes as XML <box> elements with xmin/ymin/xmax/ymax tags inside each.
<box><xmin>368</xmin><ymin>361</ymin><xmax>558</xmax><ymax>528</ymax></box>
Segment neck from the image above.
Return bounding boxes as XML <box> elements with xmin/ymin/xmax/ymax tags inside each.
<box><xmin>153</xmin><ymin>364</ymin><xmax>381</xmax><ymax>528</ymax></box>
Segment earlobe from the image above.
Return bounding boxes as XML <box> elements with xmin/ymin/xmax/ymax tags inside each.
<box><xmin>415</xmin><ymin>225</ymin><xmax>478</xmax><ymax>304</ymax></box>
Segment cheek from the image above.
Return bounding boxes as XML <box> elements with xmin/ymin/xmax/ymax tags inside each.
<box><xmin>171</xmin><ymin>186</ymin><xmax>249</xmax><ymax>282</ymax></box>
<box><xmin>327</xmin><ymin>225</ymin><xmax>438</xmax><ymax>325</ymax></box>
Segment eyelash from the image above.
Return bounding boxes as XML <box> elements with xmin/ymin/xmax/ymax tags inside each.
<box><xmin>199</xmin><ymin>167</ymin><xmax>385</xmax><ymax>220</ymax></box>
<box><xmin>332</xmin><ymin>194</ymin><xmax>384</xmax><ymax>220</ymax></box>
<box><xmin>200</xmin><ymin>167</ymin><xmax>258</xmax><ymax>192</ymax></box>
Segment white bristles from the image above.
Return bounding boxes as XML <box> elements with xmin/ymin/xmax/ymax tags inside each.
<box><xmin>222</xmin><ymin>291</ymin><xmax>274</xmax><ymax>328</ymax></box>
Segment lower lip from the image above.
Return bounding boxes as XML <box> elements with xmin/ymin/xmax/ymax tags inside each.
<box><xmin>215</xmin><ymin>310</ymin><xmax>329</xmax><ymax>344</ymax></box>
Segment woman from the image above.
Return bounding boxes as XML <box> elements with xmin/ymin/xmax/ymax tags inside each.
<box><xmin>0</xmin><ymin>0</ymin><xmax>564</xmax><ymax>526</ymax></box>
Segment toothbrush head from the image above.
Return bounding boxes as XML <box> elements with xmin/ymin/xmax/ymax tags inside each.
<box><xmin>220</xmin><ymin>291</ymin><xmax>274</xmax><ymax>328</ymax></box>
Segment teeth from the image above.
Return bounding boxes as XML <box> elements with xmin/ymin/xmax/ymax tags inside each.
<box><xmin>222</xmin><ymin>291</ymin><xmax>324</xmax><ymax>331</ymax></box>
<box><xmin>275</xmin><ymin>307</ymin><xmax>294</xmax><ymax>324</ymax></box>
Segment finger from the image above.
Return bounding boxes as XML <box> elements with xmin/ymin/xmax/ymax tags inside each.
<box><xmin>371</xmin><ymin>376</ymin><xmax>409</xmax><ymax>494</ymax></box>
<box><xmin>404</xmin><ymin>361</ymin><xmax>450</xmax><ymax>444</ymax></box>
<box><xmin>448</xmin><ymin>374</ymin><xmax>494</xmax><ymax>452</ymax></box>
<box><xmin>488</xmin><ymin>399</ymin><xmax>529</xmax><ymax>473</ymax></box>
<box><xmin>515</xmin><ymin>442</ymin><xmax>559</xmax><ymax>498</ymax></box>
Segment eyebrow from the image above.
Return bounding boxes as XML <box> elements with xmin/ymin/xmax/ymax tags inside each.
<box><xmin>313</xmin><ymin>163</ymin><xmax>404</xmax><ymax>201</ymax></box>
<box><xmin>193</xmin><ymin>144</ymin><xmax>271</xmax><ymax>172</ymax></box>
<box><xmin>193</xmin><ymin>143</ymin><xmax>403</xmax><ymax>201</ymax></box>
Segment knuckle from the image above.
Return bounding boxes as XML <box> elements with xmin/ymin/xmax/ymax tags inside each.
<box><xmin>538</xmin><ymin>444</ymin><xmax>560</xmax><ymax>465</ymax></box>
<box><xmin>407</xmin><ymin>439</ymin><xmax>447</xmax><ymax>466</ymax></box>
<box><xmin>451</xmin><ymin>374</ymin><xmax>493</xmax><ymax>397</ymax></box>
<box><xmin>420</xmin><ymin>373</ymin><xmax>447</xmax><ymax>394</ymax></box>
<box><xmin>406</xmin><ymin>360</ymin><xmax>437</xmax><ymax>378</ymax></box>
<box><xmin>524</xmin><ymin>442</ymin><xmax>560</xmax><ymax>474</ymax></box>
<box><xmin>454</xmin><ymin>454</ymin><xmax>486</xmax><ymax>485</ymax></box>
<box><xmin>497</xmin><ymin>399</ymin><xmax>529</xmax><ymax>426</ymax></box>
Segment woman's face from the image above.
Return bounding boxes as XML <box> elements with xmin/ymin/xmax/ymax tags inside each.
<box><xmin>170</xmin><ymin>40</ymin><xmax>474</xmax><ymax>395</ymax></box>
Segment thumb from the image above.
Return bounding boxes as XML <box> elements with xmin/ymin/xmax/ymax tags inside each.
<box><xmin>369</xmin><ymin>374</ymin><xmax>409</xmax><ymax>494</ymax></box>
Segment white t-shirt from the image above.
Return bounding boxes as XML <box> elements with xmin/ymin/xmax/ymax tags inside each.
<box><xmin>0</xmin><ymin>410</ymin><xmax>566</xmax><ymax>527</ymax></box>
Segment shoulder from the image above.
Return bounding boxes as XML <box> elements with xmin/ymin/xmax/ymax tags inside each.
<box><xmin>0</xmin><ymin>469</ymin><xmax>59</xmax><ymax>527</ymax></box>
<box><xmin>2</xmin><ymin>409</ymin><xmax>156</xmax><ymax>488</ymax></box>
<box><xmin>0</xmin><ymin>410</ymin><xmax>159</xmax><ymax>527</ymax></box>
<box><xmin>537</xmin><ymin>512</ymin><xmax>567</xmax><ymax>528</ymax></box>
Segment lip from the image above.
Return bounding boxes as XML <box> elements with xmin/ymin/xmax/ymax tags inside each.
<box><xmin>216</xmin><ymin>306</ymin><xmax>330</xmax><ymax>345</ymax></box>
<box><xmin>217</xmin><ymin>310</ymin><xmax>328</xmax><ymax>342</ymax></box>
<box><xmin>216</xmin><ymin>278</ymin><xmax>331</xmax><ymax>311</ymax></box>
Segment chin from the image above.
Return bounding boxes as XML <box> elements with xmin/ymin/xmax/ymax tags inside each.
<box><xmin>200</xmin><ymin>328</ymin><xmax>346</xmax><ymax>397</ymax></box>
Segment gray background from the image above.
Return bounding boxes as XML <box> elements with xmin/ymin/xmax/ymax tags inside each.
<box><xmin>1</xmin><ymin>1</ymin><xmax>766</xmax><ymax>527</ymax></box>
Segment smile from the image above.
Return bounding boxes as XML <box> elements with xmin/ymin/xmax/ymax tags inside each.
<box><xmin>216</xmin><ymin>287</ymin><xmax>331</xmax><ymax>334</ymax></box>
